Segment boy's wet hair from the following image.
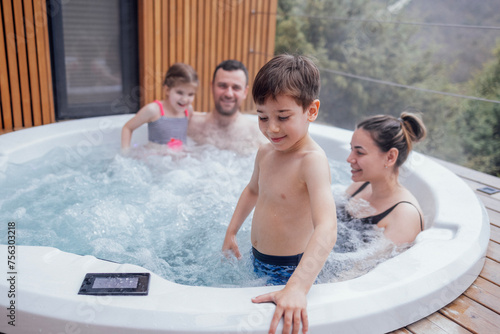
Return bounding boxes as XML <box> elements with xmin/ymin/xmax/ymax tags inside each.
<box><xmin>213</xmin><ymin>59</ymin><xmax>249</xmax><ymax>85</ymax></box>
<box><xmin>163</xmin><ymin>63</ymin><xmax>199</xmax><ymax>88</ymax></box>
<box><xmin>252</xmin><ymin>54</ymin><xmax>320</xmax><ymax>110</ymax></box>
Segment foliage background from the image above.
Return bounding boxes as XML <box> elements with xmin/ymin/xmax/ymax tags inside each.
<box><xmin>275</xmin><ymin>0</ymin><xmax>500</xmax><ymax>176</ymax></box>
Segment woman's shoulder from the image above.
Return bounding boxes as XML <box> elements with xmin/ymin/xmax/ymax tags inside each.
<box><xmin>395</xmin><ymin>186</ymin><xmax>422</xmax><ymax>209</ymax></box>
<box><xmin>382</xmin><ymin>198</ymin><xmax>423</xmax><ymax>243</ymax></box>
<box><xmin>382</xmin><ymin>187</ymin><xmax>423</xmax><ymax>238</ymax></box>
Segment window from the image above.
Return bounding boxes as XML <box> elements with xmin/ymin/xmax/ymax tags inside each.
<box><xmin>48</xmin><ymin>0</ymin><xmax>138</xmax><ymax>119</ymax></box>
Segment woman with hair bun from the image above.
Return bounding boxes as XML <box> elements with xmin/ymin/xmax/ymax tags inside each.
<box><xmin>341</xmin><ymin>111</ymin><xmax>427</xmax><ymax>244</ymax></box>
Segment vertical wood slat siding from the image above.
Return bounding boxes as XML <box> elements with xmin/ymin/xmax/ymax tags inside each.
<box><xmin>35</xmin><ymin>0</ymin><xmax>54</xmax><ymax>126</ymax></box>
<box><xmin>13</xmin><ymin>0</ymin><xmax>32</xmax><ymax>128</ymax></box>
<box><xmin>154</xmin><ymin>0</ymin><xmax>162</xmax><ymax>99</ymax></box>
<box><xmin>138</xmin><ymin>0</ymin><xmax>277</xmax><ymax>113</ymax></box>
<box><xmin>0</xmin><ymin>0</ymin><xmax>54</xmax><ymax>133</ymax></box>
<box><xmin>196</xmin><ymin>0</ymin><xmax>206</xmax><ymax>109</ymax></box>
<box><xmin>0</xmin><ymin>0</ymin><xmax>275</xmax><ymax>133</ymax></box>
<box><xmin>0</xmin><ymin>6</ymin><xmax>10</xmax><ymax>131</ymax></box>
<box><xmin>251</xmin><ymin>0</ymin><xmax>264</xmax><ymax>101</ymax></box>
<box><xmin>23</xmin><ymin>0</ymin><xmax>41</xmax><ymax>127</ymax></box>
<box><xmin>2</xmin><ymin>0</ymin><xmax>23</xmax><ymax>130</ymax></box>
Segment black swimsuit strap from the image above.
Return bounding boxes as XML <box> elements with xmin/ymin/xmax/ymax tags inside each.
<box><xmin>368</xmin><ymin>201</ymin><xmax>423</xmax><ymax>231</ymax></box>
<box><xmin>348</xmin><ymin>182</ymin><xmax>423</xmax><ymax>230</ymax></box>
<box><xmin>399</xmin><ymin>201</ymin><xmax>424</xmax><ymax>231</ymax></box>
<box><xmin>350</xmin><ymin>182</ymin><xmax>370</xmax><ymax>198</ymax></box>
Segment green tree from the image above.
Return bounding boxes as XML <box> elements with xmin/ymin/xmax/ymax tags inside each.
<box><xmin>275</xmin><ymin>0</ymin><xmax>466</xmax><ymax>165</ymax></box>
<box><xmin>459</xmin><ymin>44</ymin><xmax>500</xmax><ymax>176</ymax></box>
<box><xmin>275</xmin><ymin>0</ymin><xmax>316</xmax><ymax>55</ymax></box>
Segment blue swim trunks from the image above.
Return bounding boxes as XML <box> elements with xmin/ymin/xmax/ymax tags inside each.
<box><xmin>251</xmin><ymin>247</ymin><xmax>303</xmax><ymax>286</ymax></box>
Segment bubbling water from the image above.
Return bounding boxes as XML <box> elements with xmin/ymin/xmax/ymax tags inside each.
<box><xmin>0</xmin><ymin>142</ymin><xmax>404</xmax><ymax>287</ymax></box>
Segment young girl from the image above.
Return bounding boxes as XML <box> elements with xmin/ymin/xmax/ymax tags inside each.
<box><xmin>121</xmin><ymin>63</ymin><xmax>198</xmax><ymax>150</ymax></box>
<box><xmin>340</xmin><ymin>111</ymin><xmax>427</xmax><ymax>245</ymax></box>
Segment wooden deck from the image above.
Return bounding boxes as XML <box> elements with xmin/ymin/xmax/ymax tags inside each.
<box><xmin>391</xmin><ymin>158</ymin><xmax>500</xmax><ymax>334</ymax></box>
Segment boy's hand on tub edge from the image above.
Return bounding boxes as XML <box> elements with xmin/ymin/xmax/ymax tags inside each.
<box><xmin>222</xmin><ymin>234</ymin><xmax>242</xmax><ymax>259</ymax></box>
<box><xmin>252</xmin><ymin>286</ymin><xmax>308</xmax><ymax>334</ymax></box>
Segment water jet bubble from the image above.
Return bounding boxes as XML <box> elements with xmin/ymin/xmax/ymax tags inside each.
<box><xmin>0</xmin><ymin>143</ymin><xmax>405</xmax><ymax>287</ymax></box>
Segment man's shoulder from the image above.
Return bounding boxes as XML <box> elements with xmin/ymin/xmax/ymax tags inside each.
<box><xmin>191</xmin><ymin>111</ymin><xmax>208</xmax><ymax>121</ymax></box>
<box><xmin>187</xmin><ymin>112</ymin><xmax>210</xmax><ymax>140</ymax></box>
<box><xmin>189</xmin><ymin>112</ymin><xmax>209</xmax><ymax>128</ymax></box>
<box><xmin>238</xmin><ymin>112</ymin><xmax>258</xmax><ymax>124</ymax></box>
<box><xmin>237</xmin><ymin>113</ymin><xmax>266</xmax><ymax>139</ymax></box>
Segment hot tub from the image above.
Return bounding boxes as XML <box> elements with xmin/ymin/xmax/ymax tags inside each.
<box><xmin>0</xmin><ymin>115</ymin><xmax>489</xmax><ymax>333</ymax></box>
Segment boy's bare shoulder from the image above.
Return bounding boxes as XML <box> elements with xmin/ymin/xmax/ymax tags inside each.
<box><xmin>305</xmin><ymin>149</ymin><xmax>328</xmax><ymax>165</ymax></box>
<box><xmin>302</xmin><ymin>140</ymin><xmax>328</xmax><ymax>159</ymax></box>
<box><xmin>256</xmin><ymin>142</ymin><xmax>274</xmax><ymax>156</ymax></box>
<box><xmin>299</xmin><ymin>144</ymin><xmax>329</xmax><ymax>174</ymax></box>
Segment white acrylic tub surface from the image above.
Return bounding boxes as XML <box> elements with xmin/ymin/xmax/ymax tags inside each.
<box><xmin>0</xmin><ymin>115</ymin><xmax>490</xmax><ymax>333</ymax></box>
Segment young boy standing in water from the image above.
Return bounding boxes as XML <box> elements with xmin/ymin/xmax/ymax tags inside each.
<box><xmin>222</xmin><ymin>54</ymin><xmax>337</xmax><ymax>334</ymax></box>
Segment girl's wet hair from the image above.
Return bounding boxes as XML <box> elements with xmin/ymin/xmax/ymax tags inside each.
<box><xmin>357</xmin><ymin>111</ymin><xmax>427</xmax><ymax>167</ymax></box>
<box><xmin>163</xmin><ymin>63</ymin><xmax>199</xmax><ymax>88</ymax></box>
<box><xmin>252</xmin><ymin>54</ymin><xmax>320</xmax><ymax>110</ymax></box>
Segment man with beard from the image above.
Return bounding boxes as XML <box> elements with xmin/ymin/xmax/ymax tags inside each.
<box><xmin>188</xmin><ymin>60</ymin><xmax>265</xmax><ymax>154</ymax></box>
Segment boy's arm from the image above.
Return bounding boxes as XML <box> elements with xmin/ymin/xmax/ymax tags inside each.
<box><xmin>222</xmin><ymin>149</ymin><xmax>262</xmax><ymax>259</ymax></box>
<box><xmin>253</xmin><ymin>152</ymin><xmax>337</xmax><ymax>334</ymax></box>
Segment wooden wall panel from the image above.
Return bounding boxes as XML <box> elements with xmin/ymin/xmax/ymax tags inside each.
<box><xmin>0</xmin><ymin>0</ymin><xmax>275</xmax><ymax>133</ymax></box>
<box><xmin>36</xmin><ymin>0</ymin><xmax>54</xmax><ymax>125</ymax></box>
<box><xmin>2</xmin><ymin>0</ymin><xmax>23</xmax><ymax>131</ymax></box>
<box><xmin>24</xmin><ymin>0</ymin><xmax>42</xmax><ymax>127</ymax></box>
<box><xmin>0</xmin><ymin>7</ymin><xmax>11</xmax><ymax>131</ymax></box>
<box><xmin>13</xmin><ymin>0</ymin><xmax>32</xmax><ymax>128</ymax></box>
<box><xmin>153</xmin><ymin>0</ymin><xmax>162</xmax><ymax>99</ymax></box>
<box><xmin>138</xmin><ymin>0</ymin><xmax>277</xmax><ymax>113</ymax></box>
<box><xmin>196</xmin><ymin>0</ymin><xmax>206</xmax><ymax>109</ymax></box>
<box><xmin>0</xmin><ymin>0</ymin><xmax>54</xmax><ymax>133</ymax></box>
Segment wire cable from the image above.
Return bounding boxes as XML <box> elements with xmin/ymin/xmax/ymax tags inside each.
<box><xmin>254</xmin><ymin>11</ymin><xmax>500</xmax><ymax>31</ymax></box>
<box><xmin>292</xmin><ymin>14</ymin><xmax>500</xmax><ymax>31</ymax></box>
<box><xmin>321</xmin><ymin>68</ymin><xmax>500</xmax><ymax>104</ymax></box>
<box><xmin>250</xmin><ymin>50</ymin><xmax>500</xmax><ymax>104</ymax></box>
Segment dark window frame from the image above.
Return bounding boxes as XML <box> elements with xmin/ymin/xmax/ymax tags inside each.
<box><xmin>47</xmin><ymin>0</ymin><xmax>139</xmax><ymax>120</ymax></box>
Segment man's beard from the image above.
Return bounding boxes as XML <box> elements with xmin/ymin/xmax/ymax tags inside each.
<box><xmin>215</xmin><ymin>99</ymin><xmax>239</xmax><ymax>116</ymax></box>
